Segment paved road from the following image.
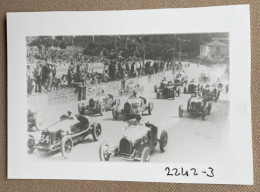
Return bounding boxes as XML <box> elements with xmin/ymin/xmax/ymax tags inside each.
<box><xmin>28</xmin><ymin>63</ymin><xmax>230</xmax><ymax>164</ymax></box>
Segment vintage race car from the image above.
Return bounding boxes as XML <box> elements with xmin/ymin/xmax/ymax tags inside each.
<box><xmin>202</xmin><ymin>85</ymin><xmax>220</xmax><ymax>102</ymax></box>
<box><xmin>28</xmin><ymin>114</ymin><xmax>102</xmax><ymax>158</ymax></box>
<box><xmin>78</xmin><ymin>93</ymin><xmax>116</xmax><ymax>116</ymax></box>
<box><xmin>154</xmin><ymin>79</ymin><xmax>168</xmax><ymax>93</ymax></box>
<box><xmin>187</xmin><ymin>81</ymin><xmax>200</xmax><ymax>94</ymax></box>
<box><xmin>99</xmin><ymin>120</ymin><xmax>168</xmax><ymax>162</ymax></box>
<box><xmin>178</xmin><ymin>95</ymin><xmax>212</xmax><ymax>120</ymax></box>
<box><xmin>174</xmin><ymin>72</ymin><xmax>188</xmax><ymax>87</ymax></box>
<box><xmin>112</xmin><ymin>95</ymin><xmax>153</xmax><ymax>120</ymax></box>
<box><xmin>199</xmin><ymin>73</ymin><xmax>211</xmax><ymax>90</ymax></box>
<box><xmin>121</xmin><ymin>81</ymin><xmax>144</xmax><ymax>96</ymax></box>
<box><xmin>156</xmin><ymin>81</ymin><xmax>179</xmax><ymax>99</ymax></box>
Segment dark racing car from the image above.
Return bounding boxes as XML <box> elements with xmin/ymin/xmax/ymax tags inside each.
<box><xmin>78</xmin><ymin>92</ymin><xmax>116</xmax><ymax>116</ymax></box>
<box><xmin>112</xmin><ymin>95</ymin><xmax>153</xmax><ymax>120</ymax></box>
<box><xmin>187</xmin><ymin>80</ymin><xmax>200</xmax><ymax>94</ymax></box>
<box><xmin>99</xmin><ymin>119</ymin><xmax>168</xmax><ymax>162</ymax></box>
<box><xmin>202</xmin><ymin>84</ymin><xmax>220</xmax><ymax>102</ymax></box>
<box><xmin>28</xmin><ymin>113</ymin><xmax>102</xmax><ymax>158</ymax></box>
<box><xmin>156</xmin><ymin>80</ymin><xmax>178</xmax><ymax>99</ymax></box>
<box><xmin>178</xmin><ymin>92</ymin><xmax>212</xmax><ymax>120</ymax></box>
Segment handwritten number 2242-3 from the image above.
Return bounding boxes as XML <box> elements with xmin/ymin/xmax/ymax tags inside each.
<box><xmin>165</xmin><ymin>167</ymin><xmax>214</xmax><ymax>177</ymax></box>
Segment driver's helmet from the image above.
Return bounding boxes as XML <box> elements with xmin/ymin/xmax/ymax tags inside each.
<box><xmin>163</xmin><ymin>77</ymin><xmax>166</xmax><ymax>81</ymax></box>
<box><xmin>136</xmin><ymin>115</ymin><xmax>142</xmax><ymax>122</ymax></box>
<box><xmin>67</xmin><ymin>109</ymin><xmax>72</xmax><ymax>116</ymax></box>
<box><xmin>206</xmin><ymin>84</ymin><xmax>210</xmax><ymax>88</ymax></box>
<box><xmin>191</xmin><ymin>79</ymin><xmax>194</xmax><ymax>83</ymax></box>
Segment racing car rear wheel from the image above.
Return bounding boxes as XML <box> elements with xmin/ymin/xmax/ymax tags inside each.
<box><xmin>179</xmin><ymin>105</ymin><xmax>184</xmax><ymax>117</ymax></box>
<box><xmin>177</xmin><ymin>87</ymin><xmax>181</xmax><ymax>97</ymax></box>
<box><xmin>78</xmin><ymin>103</ymin><xmax>86</xmax><ymax>115</ymax></box>
<box><xmin>61</xmin><ymin>136</ymin><xmax>73</xmax><ymax>159</ymax></box>
<box><xmin>112</xmin><ymin>108</ymin><xmax>119</xmax><ymax>120</ymax></box>
<box><xmin>99</xmin><ymin>142</ymin><xmax>110</xmax><ymax>161</ymax></box>
<box><xmin>141</xmin><ymin>147</ymin><xmax>151</xmax><ymax>162</ymax></box>
<box><xmin>92</xmin><ymin>122</ymin><xmax>102</xmax><ymax>141</ymax></box>
<box><xmin>27</xmin><ymin>136</ymin><xmax>35</xmax><ymax>150</ymax></box>
<box><xmin>148</xmin><ymin>102</ymin><xmax>153</xmax><ymax>115</ymax></box>
<box><xmin>159</xmin><ymin>130</ymin><xmax>168</xmax><ymax>152</ymax></box>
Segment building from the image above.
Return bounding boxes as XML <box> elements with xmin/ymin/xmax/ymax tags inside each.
<box><xmin>200</xmin><ymin>40</ymin><xmax>229</xmax><ymax>61</ymax></box>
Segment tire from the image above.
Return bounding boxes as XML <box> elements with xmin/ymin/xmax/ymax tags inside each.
<box><xmin>207</xmin><ymin>102</ymin><xmax>212</xmax><ymax>114</ymax></box>
<box><xmin>177</xmin><ymin>87</ymin><xmax>181</xmax><ymax>97</ymax></box>
<box><xmin>92</xmin><ymin>122</ymin><xmax>102</xmax><ymax>141</ymax></box>
<box><xmin>112</xmin><ymin>108</ymin><xmax>119</xmax><ymax>120</ymax></box>
<box><xmin>154</xmin><ymin>85</ymin><xmax>157</xmax><ymax>92</ymax></box>
<box><xmin>27</xmin><ymin>136</ymin><xmax>35</xmax><ymax>150</ymax></box>
<box><xmin>100</xmin><ymin>103</ymin><xmax>106</xmax><ymax>116</ymax></box>
<box><xmin>141</xmin><ymin>147</ymin><xmax>151</xmax><ymax>162</ymax></box>
<box><xmin>159</xmin><ymin>130</ymin><xmax>168</xmax><ymax>152</ymax></box>
<box><xmin>184</xmin><ymin>86</ymin><xmax>187</xmax><ymax>94</ymax></box>
<box><xmin>156</xmin><ymin>92</ymin><xmax>160</xmax><ymax>99</ymax></box>
<box><xmin>179</xmin><ymin>105</ymin><xmax>184</xmax><ymax>117</ymax></box>
<box><xmin>148</xmin><ymin>102</ymin><xmax>153</xmax><ymax>115</ymax></box>
<box><xmin>99</xmin><ymin>142</ymin><xmax>110</xmax><ymax>161</ymax></box>
<box><xmin>78</xmin><ymin>103</ymin><xmax>86</xmax><ymax>115</ymax></box>
<box><xmin>202</xmin><ymin>108</ymin><xmax>207</xmax><ymax>120</ymax></box>
<box><xmin>60</xmin><ymin>136</ymin><xmax>73</xmax><ymax>159</ymax></box>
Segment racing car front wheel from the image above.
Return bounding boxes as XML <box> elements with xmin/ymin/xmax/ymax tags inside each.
<box><xmin>154</xmin><ymin>85</ymin><xmax>157</xmax><ymax>92</ymax></box>
<box><xmin>202</xmin><ymin>108</ymin><xmax>207</xmax><ymax>120</ymax></box>
<box><xmin>207</xmin><ymin>102</ymin><xmax>212</xmax><ymax>114</ymax></box>
<box><xmin>92</xmin><ymin>122</ymin><xmax>102</xmax><ymax>141</ymax></box>
<box><xmin>179</xmin><ymin>105</ymin><xmax>184</xmax><ymax>117</ymax></box>
<box><xmin>99</xmin><ymin>142</ymin><xmax>110</xmax><ymax>161</ymax></box>
<box><xmin>27</xmin><ymin>136</ymin><xmax>35</xmax><ymax>150</ymax></box>
<box><xmin>141</xmin><ymin>147</ymin><xmax>151</xmax><ymax>162</ymax></box>
<box><xmin>78</xmin><ymin>103</ymin><xmax>86</xmax><ymax>115</ymax></box>
<box><xmin>112</xmin><ymin>108</ymin><xmax>119</xmax><ymax>120</ymax></box>
<box><xmin>100</xmin><ymin>104</ymin><xmax>106</xmax><ymax>116</ymax></box>
<box><xmin>148</xmin><ymin>102</ymin><xmax>153</xmax><ymax>115</ymax></box>
<box><xmin>159</xmin><ymin>130</ymin><xmax>168</xmax><ymax>152</ymax></box>
<box><xmin>61</xmin><ymin>136</ymin><xmax>73</xmax><ymax>159</ymax></box>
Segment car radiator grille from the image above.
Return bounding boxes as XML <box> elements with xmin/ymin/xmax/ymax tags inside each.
<box><xmin>124</xmin><ymin>103</ymin><xmax>131</xmax><ymax>114</ymax></box>
<box><xmin>89</xmin><ymin>99</ymin><xmax>95</xmax><ymax>108</ymax></box>
<box><xmin>119</xmin><ymin>138</ymin><xmax>132</xmax><ymax>154</ymax></box>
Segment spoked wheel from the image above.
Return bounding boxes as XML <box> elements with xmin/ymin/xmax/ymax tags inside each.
<box><xmin>112</xmin><ymin>108</ymin><xmax>119</xmax><ymax>120</ymax></box>
<box><xmin>99</xmin><ymin>142</ymin><xmax>111</xmax><ymax>161</ymax></box>
<box><xmin>202</xmin><ymin>108</ymin><xmax>207</xmax><ymax>120</ymax></box>
<box><xmin>159</xmin><ymin>130</ymin><xmax>168</xmax><ymax>152</ymax></box>
<box><xmin>156</xmin><ymin>92</ymin><xmax>160</xmax><ymax>99</ymax></box>
<box><xmin>141</xmin><ymin>147</ymin><xmax>151</xmax><ymax>162</ymax></box>
<box><xmin>27</xmin><ymin>136</ymin><xmax>35</xmax><ymax>150</ymax></box>
<box><xmin>92</xmin><ymin>122</ymin><xmax>102</xmax><ymax>141</ymax></box>
<box><xmin>207</xmin><ymin>102</ymin><xmax>212</xmax><ymax>114</ymax></box>
<box><xmin>100</xmin><ymin>104</ymin><xmax>106</xmax><ymax>116</ymax></box>
<box><xmin>61</xmin><ymin>136</ymin><xmax>73</xmax><ymax>159</ymax></box>
<box><xmin>148</xmin><ymin>102</ymin><xmax>153</xmax><ymax>115</ymax></box>
<box><xmin>154</xmin><ymin>85</ymin><xmax>157</xmax><ymax>92</ymax></box>
<box><xmin>179</xmin><ymin>105</ymin><xmax>184</xmax><ymax>117</ymax></box>
<box><xmin>78</xmin><ymin>103</ymin><xmax>86</xmax><ymax>115</ymax></box>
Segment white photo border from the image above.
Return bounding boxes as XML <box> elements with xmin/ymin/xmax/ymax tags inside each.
<box><xmin>7</xmin><ymin>5</ymin><xmax>252</xmax><ymax>184</ymax></box>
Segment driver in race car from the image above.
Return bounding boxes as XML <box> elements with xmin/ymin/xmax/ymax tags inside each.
<box><xmin>67</xmin><ymin>109</ymin><xmax>76</xmax><ymax>120</ymax></box>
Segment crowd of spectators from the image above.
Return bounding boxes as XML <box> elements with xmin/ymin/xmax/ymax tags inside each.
<box><xmin>27</xmin><ymin>46</ymin><xmax>174</xmax><ymax>95</ymax></box>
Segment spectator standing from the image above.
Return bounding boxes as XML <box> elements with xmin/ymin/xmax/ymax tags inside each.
<box><xmin>34</xmin><ymin>63</ymin><xmax>42</xmax><ymax>93</ymax></box>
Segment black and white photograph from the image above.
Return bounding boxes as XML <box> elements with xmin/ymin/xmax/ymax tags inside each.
<box><xmin>7</xmin><ymin>6</ymin><xmax>252</xmax><ymax>184</ymax></box>
<box><xmin>26</xmin><ymin>33</ymin><xmax>230</xmax><ymax>163</ymax></box>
